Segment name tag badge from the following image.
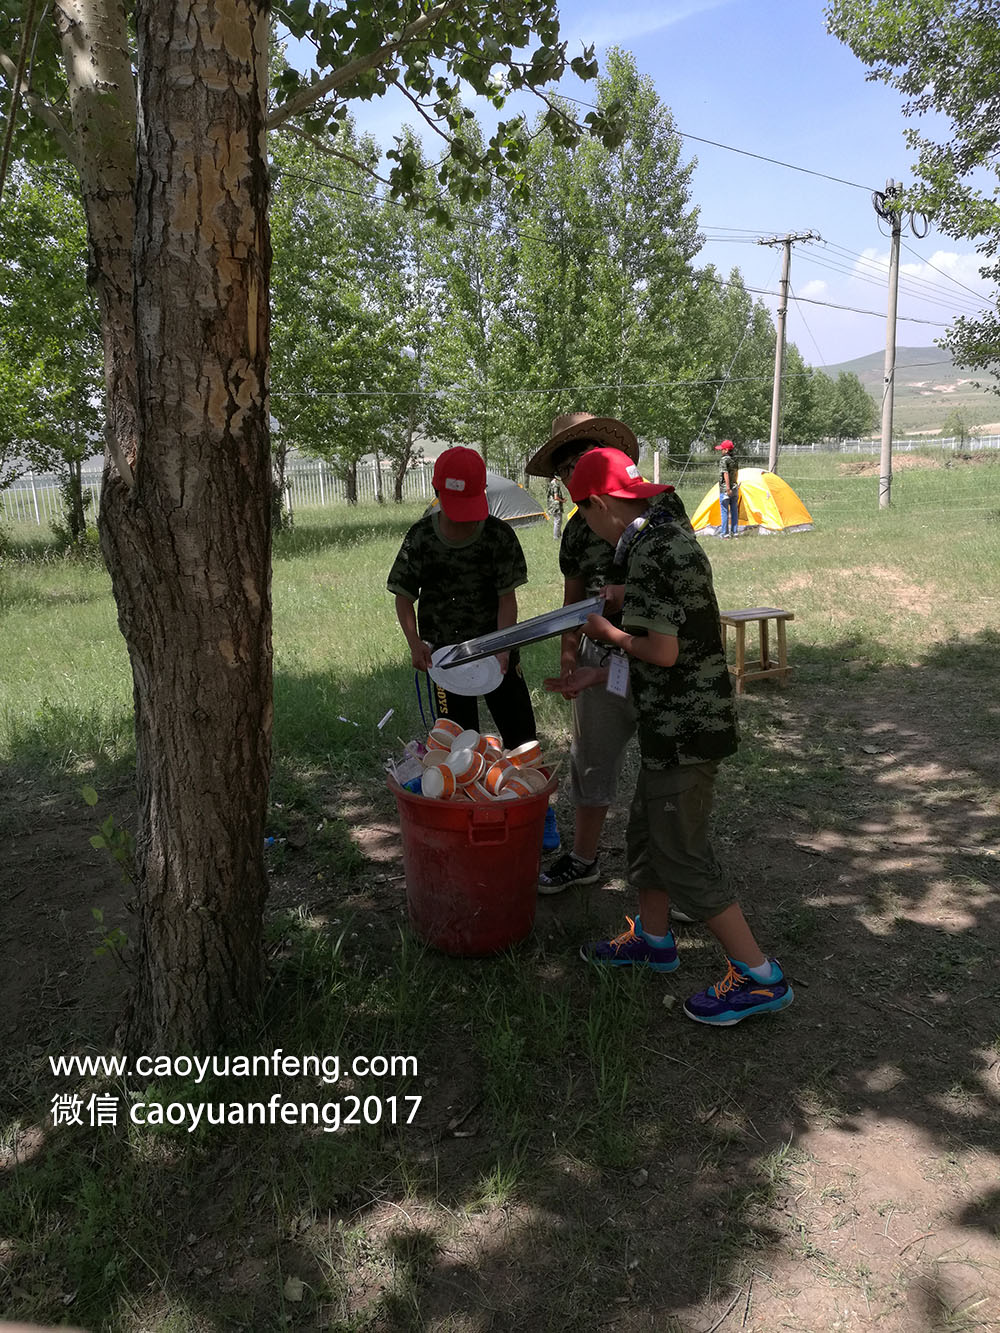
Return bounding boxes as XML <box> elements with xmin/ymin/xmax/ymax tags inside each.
<box><xmin>606</xmin><ymin>651</ymin><xmax>630</xmax><ymax>698</ymax></box>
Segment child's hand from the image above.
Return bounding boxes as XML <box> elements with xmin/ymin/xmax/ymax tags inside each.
<box><xmin>543</xmin><ymin>666</ymin><xmax>606</xmax><ymax>699</ymax></box>
<box><xmin>410</xmin><ymin>640</ymin><xmax>433</xmax><ymax>671</ymax></box>
<box><xmin>496</xmin><ymin>651</ymin><xmax>510</xmax><ymax>675</ymax></box>
<box><xmin>599</xmin><ymin>584</ymin><xmax>625</xmax><ymax>613</ymax></box>
<box><xmin>584</xmin><ymin>613</ymin><xmax>620</xmax><ymax>647</ymax></box>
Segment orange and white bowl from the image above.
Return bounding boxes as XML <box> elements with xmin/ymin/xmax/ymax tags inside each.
<box><xmin>447</xmin><ymin>747</ymin><xmax>485</xmax><ymax>785</ymax></box>
<box><xmin>429</xmin><ymin>718</ymin><xmax>463</xmax><ymax>744</ymax></box>
<box><xmin>502</xmin><ymin>776</ymin><xmax>533</xmax><ymax>798</ymax></box>
<box><xmin>517</xmin><ymin>766</ymin><xmax>548</xmax><ymax>793</ymax></box>
<box><xmin>482</xmin><ymin>733</ymin><xmax>502</xmax><ymax>753</ymax></box>
<box><xmin>483</xmin><ymin>758</ymin><xmax>515</xmax><ymax>794</ymax></box>
<box><xmin>452</xmin><ymin>728</ymin><xmax>486</xmax><ymax>756</ymax></box>
<box><xmin>483</xmin><ymin>743</ymin><xmax>503</xmax><ymax>765</ymax></box>
<box><xmin>507</xmin><ymin>740</ymin><xmax>542</xmax><ymax>768</ymax></box>
<box><xmin>465</xmin><ymin>782</ymin><xmax>493</xmax><ymax>803</ymax></box>
<box><xmin>421</xmin><ymin>749</ymin><xmax>452</xmax><ymax>770</ymax></box>
<box><xmin>421</xmin><ymin>765</ymin><xmax>456</xmax><ymax>799</ymax></box>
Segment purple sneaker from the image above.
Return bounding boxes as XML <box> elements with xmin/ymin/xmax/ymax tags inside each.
<box><xmin>683</xmin><ymin>959</ymin><xmax>793</xmax><ymax>1026</ymax></box>
<box><xmin>579</xmin><ymin>916</ymin><xmax>679</xmax><ymax>973</ymax></box>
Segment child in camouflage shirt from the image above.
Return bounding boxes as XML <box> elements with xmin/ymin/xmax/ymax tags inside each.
<box><xmin>552</xmin><ymin>446</ymin><xmax>793</xmax><ymax>1026</ymax></box>
<box><xmin>387</xmin><ymin>446</ymin><xmax>536</xmax><ymax>748</ymax></box>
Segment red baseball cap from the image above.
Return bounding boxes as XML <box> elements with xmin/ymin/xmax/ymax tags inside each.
<box><xmin>568</xmin><ymin>447</ymin><xmax>672</xmax><ymax>504</ymax></box>
<box><xmin>714</xmin><ymin>440</ymin><xmax>734</xmax><ymax>451</ymax></box>
<box><xmin>432</xmin><ymin>447</ymin><xmax>488</xmax><ymax>521</ymax></box>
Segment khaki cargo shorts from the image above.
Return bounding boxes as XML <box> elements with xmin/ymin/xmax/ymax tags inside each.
<box><xmin>569</xmin><ymin>635</ymin><xmax>637</xmax><ymax>807</ymax></box>
<box><xmin>626</xmin><ymin>760</ymin><xmax>734</xmax><ymax>921</ymax></box>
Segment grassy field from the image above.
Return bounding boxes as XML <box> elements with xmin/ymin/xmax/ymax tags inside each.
<box><xmin>1</xmin><ymin>448</ymin><xmax>999</xmax><ymax>1332</ymax></box>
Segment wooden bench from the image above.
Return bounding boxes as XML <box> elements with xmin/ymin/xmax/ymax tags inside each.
<box><xmin>719</xmin><ymin>607</ymin><xmax>794</xmax><ymax>694</ymax></box>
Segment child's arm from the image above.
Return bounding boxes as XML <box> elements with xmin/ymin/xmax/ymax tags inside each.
<box><xmin>395</xmin><ymin>594</ymin><xmax>433</xmax><ymax>672</ymax></box>
<box><xmin>495</xmin><ymin>590</ymin><xmax>518</xmax><ymax>674</ymax></box>
<box><xmin>584</xmin><ymin>613</ymin><xmax>679</xmax><ymax>668</ymax></box>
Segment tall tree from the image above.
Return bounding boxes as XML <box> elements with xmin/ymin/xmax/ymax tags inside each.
<box><xmin>0</xmin><ymin>0</ymin><xmax>626</xmax><ymax>1050</ymax></box>
<box><xmin>270</xmin><ymin>123</ymin><xmax>395</xmax><ymax>507</ymax></box>
<box><xmin>0</xmin><ymin>163</ymin><xmax>103</xmax><ymax>539</ymax></box>
<box><xmin>827</xmin><ymin>0</ymin><xmax>1000</xmax><ymax>377</ymax></box>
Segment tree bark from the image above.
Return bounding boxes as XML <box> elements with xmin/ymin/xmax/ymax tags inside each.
<box><xmin>60</xmin><ymin>0</ymin><xmax>273</xmax><ymax>1051</ymax></box>
<box><xmin>345</xmin><ymin>459</ymin><xmax>358</xmax><ymax>504</ymax></box>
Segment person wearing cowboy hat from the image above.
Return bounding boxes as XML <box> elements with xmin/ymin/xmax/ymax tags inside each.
<box><xmin>527</xmin><ymin>413</ymin><xmax>693</xmax><ymax>895</ymax></box>
<box><xmin>715</xmin><ymin>439</ymin><xmax>741</xmax><ymax>538</ymax></box>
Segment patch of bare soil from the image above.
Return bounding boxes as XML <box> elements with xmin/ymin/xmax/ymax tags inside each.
<box><xmin>839</xmin><ymin>455</ymin><xmax>944</xmax><ymax>477</ymax></box>
<box><xmin>3</xmin><ymin>640</ymin><xmax>999</xmax><ymax>1331</ymax></box>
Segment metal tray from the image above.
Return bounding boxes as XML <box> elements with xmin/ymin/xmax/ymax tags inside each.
<box><xmin>433</xmin><ymin>595</ymin><xmax>605</xmax><ymax>666</ymax></box>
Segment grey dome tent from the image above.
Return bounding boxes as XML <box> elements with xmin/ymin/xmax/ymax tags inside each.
<box><xmin>425</xmin><ymin>469</ymin><xmax>546</xmax><ymax>527</ymax></box>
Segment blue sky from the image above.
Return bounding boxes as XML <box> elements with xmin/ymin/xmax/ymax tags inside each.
<box><xmin>283</xmin><ymin>0</ymin><xmax>992</xmax><ymax>368</ymax></box>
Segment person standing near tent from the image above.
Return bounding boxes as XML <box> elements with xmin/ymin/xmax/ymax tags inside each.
<box><xmin>716</xmin><ymin>439</ymin><xmax>740</xmax><ymax>538</ymax></box>
<box><xmin>387</xmin><ymin>446</ymin><xmax>537</xmax><ymax>748</ymax></box>
<box><xmin>525</xmin><ymin>412</ymin><xmax>691</xmax><ymax>893</ymax></box>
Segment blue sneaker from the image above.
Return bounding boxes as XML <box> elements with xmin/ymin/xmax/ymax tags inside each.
<box><xmin>579</xmin><ymin>916</ymin><xmax>679</xmax><ymax>973</ymax></box>
<box><xmin>542</xmin><ymin>806</ymin><xmax>561</xmax><ymax>853</ymax></box>
<box><xmin>683</xmin><ymin>959</ymin><xmax>793</xmax><ymax>1026</ymax></box>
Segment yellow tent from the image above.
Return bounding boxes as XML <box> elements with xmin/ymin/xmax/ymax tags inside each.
<box><xmin>691</xmin><ymin>467</ymin><xmax>813</xmax><ymax>536</ymax></box>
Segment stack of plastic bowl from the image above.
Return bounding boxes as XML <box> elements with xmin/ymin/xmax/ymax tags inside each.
<box><xmin>416</xmin><ymin>726</ymin><xmax>549</xmax><ymax>802</ymax></box>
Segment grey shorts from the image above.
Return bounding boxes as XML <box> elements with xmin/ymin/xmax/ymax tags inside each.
<box><xmin>626</xmin><ymin>761</ymin><xmax>734</xmax><ymax>921</ymax></box>
<box><xmin>569</xmin><ymin>635</ymin><xmax>637</xmax><ymax>807</ymax></box>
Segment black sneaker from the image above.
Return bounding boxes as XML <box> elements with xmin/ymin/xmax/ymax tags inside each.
<box><xmin>538</xmin><ymin>853</ymin><xmax>600</xmax><ymax>895</ymax></box>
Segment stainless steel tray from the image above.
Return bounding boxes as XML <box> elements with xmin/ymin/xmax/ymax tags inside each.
<box><xmin>433</xmin><ymin>595</ymin><xmax>605</xmax><ymax>666</ymax></box>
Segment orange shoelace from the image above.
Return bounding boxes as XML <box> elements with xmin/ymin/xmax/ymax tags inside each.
<box><xmin>711</xmin><ymin>961</ymin><xmax>744</xmax><ymax>997</ymax></box>
<box><xmin>609</xmin><ymin>916</ymin><xmax>640</xmax><ymax>953</ymax></box>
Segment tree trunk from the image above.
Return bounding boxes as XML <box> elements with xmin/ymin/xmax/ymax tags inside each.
<box><xmin>271</xmin><ymin>435</ymin><xmax>289</xmax><ymax>530</ymax></box>
<box><xmin>395</xmin><ymin>402</ymin><xmax>415</xmax><ymax>502</ymax></box>
<box><xmin>55</xmin><ymin>0</ymin><xmax>139</xmax><ymax>486</ymax></box>
<box><xmin>62</xmin><ymin>0</ymin><xmax>273</xmax><ymax>1051</ymax></box>
<box><xmin>65</xmin><ymin>457</ymin><xmax>86</xmax><ymax>542</ymax></box>
<box><xmin>345</xmin><ymin>460</ymin><xmax>358</xmax><ymax>504</ymax></box>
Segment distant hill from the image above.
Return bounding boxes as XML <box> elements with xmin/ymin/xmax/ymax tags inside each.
<box><xmin>819</xmin><ymin>346</ymin><xmax>1000</xmax><ymax>435</ymax></box>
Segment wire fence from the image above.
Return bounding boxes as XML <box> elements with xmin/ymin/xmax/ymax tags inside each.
<box><xmin>0</xmin><ymin>458</ymin><xmax>435</xmax><ymax>529</ymax></box>
<box><xmin>3</xmin><ymin>436</ymin><xmax>998</xmax><ymax>529</ymax></box>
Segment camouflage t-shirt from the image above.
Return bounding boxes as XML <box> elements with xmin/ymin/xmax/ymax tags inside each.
<box><xmin>620</xmin><ymin>497</ymin><xmax>738</xmax><ymax>769</ymax></box>
<box><xmin>559</xmin><ymin>491</ymin><xmax>693</xmax><ymax>593</ymax></box>
<box><xmin>387</xmin><ymin>512</ymin><xmax>528</xmax><ymax>648</ymax></box>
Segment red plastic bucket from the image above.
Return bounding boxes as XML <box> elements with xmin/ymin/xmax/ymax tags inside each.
<box><xmin>388</xmin><ymin>774</ymin><xmax>557</xmax><ymax>956</ymax></box>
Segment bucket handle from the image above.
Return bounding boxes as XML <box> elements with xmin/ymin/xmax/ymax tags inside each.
<box><xmin>468</xmin><ymin>807</ymin><xmax>509</xmax><ymax>846</ymax></box>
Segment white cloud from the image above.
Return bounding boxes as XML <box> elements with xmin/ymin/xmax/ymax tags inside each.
<box><xmin>798</xmin><ymin>279</ymin><xmax>828</xmax><ymax>300</ymax></box>
<box><xmin>566</xmin><ymin>0</ymin><xmax>733</xmax><ymax>49</ymax></box>
<box><xmin>856</xmin><ymin>246</ymin><xmax>991</xmax><ymax>298</ymax></box>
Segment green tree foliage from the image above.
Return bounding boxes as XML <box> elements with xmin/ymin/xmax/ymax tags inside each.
<box><xmin>690</xmin><ymin>268</ymin><xmax>776</xmax><ymax>449</ymax></box>
<box><xmin>939</xmin><ymin>407</ymin><xmax>973</xmax><ymax>443</ymax></box>
<box><xmin>270</xmin><ymin>123</ymin><xmax>398</xmax><ymax>508</ymax></box>
<box><xmin>0</xmin><ymin>163</ymin><xmax>102</xmax><ymax>538</ymax></box>
<box><xmin>826</xmin><ymin>0</ymin><xmax>1000</xmax><ymax>377</ymax></box>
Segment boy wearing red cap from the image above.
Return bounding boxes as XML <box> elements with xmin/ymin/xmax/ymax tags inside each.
<box><xmin>551</xmin><ymin>446</ymin><xmax>792</xmax><ymax>1025</ymax></box>
<box><xmin>387</xmin><ymin>446</ymin><xmax>536</xmax><ymax>747</ymax></box>
<box><xmin>715</xmin><ymin>439</ymin><xmax>740</xmax><ymax>538</ymax></box>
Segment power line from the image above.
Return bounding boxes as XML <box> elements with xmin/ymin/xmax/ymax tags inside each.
<box><xmin>900</xmin><ymin>239</ymin><xmax>991</xmax><ymax>304</ymax></box>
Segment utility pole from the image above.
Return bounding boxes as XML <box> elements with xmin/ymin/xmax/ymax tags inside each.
<box><xmin>874</xmin><ymin>180</ymin><xmax>903</xmax><ymax>508</ymax></box>
<box><xmin>757</xmin><ymin>231</ymin><xmax>820</xmax><ymax>473</ymax></box>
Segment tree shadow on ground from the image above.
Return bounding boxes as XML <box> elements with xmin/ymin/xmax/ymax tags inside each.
<box><xmin>1</xmin><ymin>632</ymin><xmax>998</xmax><ymax>1331</ymax></box>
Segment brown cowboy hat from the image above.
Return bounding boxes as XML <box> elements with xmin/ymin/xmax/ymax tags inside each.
<box><xmin>525</xmin><ymin>412</ymin><xmax>640</xmax><ymax>479</ymax></box>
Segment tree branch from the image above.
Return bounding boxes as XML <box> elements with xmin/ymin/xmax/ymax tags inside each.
<box><xmin>266</xmin><ymin>0</ymin><xmax>467</xmax><ymax>130</ymax></box>
<box><xmin>0</xmin><ymin>45</ymin><xmax>77</xmax><ymax>164</ymax></box>
<box><xmin>272</xmin><ymin>124</ymin><xmax>394</xmax><ymax>190</ymax></box>
<box><xmin>390</xmin><ymin>76</ymin><xmax>454</xmax><ymax>146</ymax></box>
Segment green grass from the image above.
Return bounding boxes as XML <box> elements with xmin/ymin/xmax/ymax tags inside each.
<box><xmin>2</xmin><ymin>446</ymin><xmax>1000</xmax><ymax>1331</ymax></box>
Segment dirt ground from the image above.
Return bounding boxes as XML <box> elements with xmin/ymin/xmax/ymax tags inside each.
<box><xmin>2</xmin><ymin>634</ymin><xmax>999</xmax><ymax>1331</ymax></box>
